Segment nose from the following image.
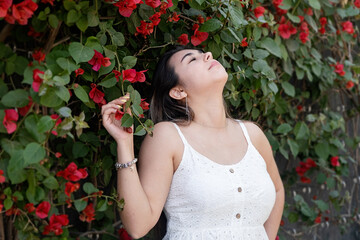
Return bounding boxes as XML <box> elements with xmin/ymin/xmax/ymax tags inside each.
<box><xmin>204</xmin><ymin>52</ymin><xmax>212</xmax><ymax>61</ymax></box>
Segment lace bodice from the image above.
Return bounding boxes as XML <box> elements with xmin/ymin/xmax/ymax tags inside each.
<box><xmin>162</xmin><ymin>121</ymin><xmax>276</xmax><ymax>240</ymax></box>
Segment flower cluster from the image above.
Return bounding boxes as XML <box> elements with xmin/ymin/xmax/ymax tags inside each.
<box><xmin>79</xmin><ymin>202</ymin><xmax>95</xmax><ymax>222</ymax></box>
<box><xmin>88</xmin><ymin>50</ymin><xmax>111</xmax><ymax>72</ymax></box>
<box><xmin>3</xmin><ymin>109</ymin><xmax>18</xmax><ymax>134</ymax></box>
<box><xmin>43</xmin><ymin>214</ymin><xmax>69</xmax><ymax>235</ymax></box>
<box><xmin>2</xmin><ymin>0</ymin><xmax>38</xmax><ymax>25</ymax></box>
<box><xmin>295</xmin><ymin>158</ymin><xmax>317</xmax><ymax>183</ymax></box>
<box><xmin>0</xmin><ymin>170</ymin><xmax>5</xmax><ymax>183</ymax></box>
<box><xmin>191</xmin><ymin>24</ymin><xmax>209</xmax><ymax>46</ymax></box>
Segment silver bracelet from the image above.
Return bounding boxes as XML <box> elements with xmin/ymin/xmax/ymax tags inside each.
<box><xmin>115</xmin><ymin>158</ymin><xmax>138</xmax><ymax>170</ymax></box>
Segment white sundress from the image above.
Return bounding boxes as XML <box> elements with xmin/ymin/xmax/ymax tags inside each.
<box><xmin>162</xmin><ymin>121</ymin><xmax>276</xmax><ymax>240</ymax></box>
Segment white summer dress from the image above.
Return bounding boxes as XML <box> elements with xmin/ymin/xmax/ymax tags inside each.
<box><xmin>162</xmin><ymin>121</ymin><xmax>276</xmax><ymax>240</ymax></box>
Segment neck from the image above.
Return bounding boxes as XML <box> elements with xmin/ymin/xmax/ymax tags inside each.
<box><xmin>188</xmin><ymin>94</ymin><xmax>227</xmax><ymax>128</ymax></box>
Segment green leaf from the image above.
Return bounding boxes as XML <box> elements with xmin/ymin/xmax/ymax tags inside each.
<box><xmin>111</xmin><ymin>32</ymin><xmax>125</xmax><ymax>46</ymax></box>
<box><xmin>253</xmin><ymin>49</ymin><xmax>269</xmax><ymax>60</ymax></box>
<box><xmin>74</xmin><ymin>85</ymin><xmax>90</xmax><ymax>103</ymax></box>
<box><xmin>23</xmin><ymin>143</ymin><xmax>46</xmax><ymax>165</ymax></box>
<box><xmin>287</xmin><ymin>13</ymin><xmax>300</xmax><ymax>23</ymax></box>
<box><xmin>308</xmin><ymin>0</ymin><xmax>321</xmax><ymax>10</ymax></box>
<box><xmin>55</xmin><ymin>86</ymin><xmax>71</xmax><ymax>102</ymax></box>
<box><xmin>281</xmin><ymin>81</ymin><xmax>295</xmax><ymax>97</ymax></box>
<box><xmin>287</xmin><ymin>139</ymin><xmax>299</xmax><ymax>158</ymax></box>
<box><xmin>313</xmin><ymin>200</ymin><xmax>329</xmax><ymax>212</ymax></box>
<box><xmin>40</xmin><ymin>87</ymin><xmax>63</xmax><ymax>107</ymax></box>
<box><xmin>294</xmin><ymin>121</ymin><xmax>309</xmax><ymax>140</ymax></box>
<box><xmin>58</xmin><ymin>106</ymin><xmax>72</xmax><ymax>117</ymax></box>
<box><xmin>276</xmin><ymin>123</ymin><xmax>292</xmax><ymax>134</ymax></box>
<box><xmin>121</xmin><ymin>113</ymin><xmax>133</xmax><ymax>127</ymax></box>
<box><xmin>37</xmin><ymin>116</ymin><xmax>55</xmax><ymax>133</ymax></box>
<box><xmin>252</xmin><ymin>59</ymin><xmax>268</xmax><ymax>72</ymax></box>
<box><xmin>76</xmin><ymin>15</ymin><xmax>88</xmax><ymax>32</ymax></box>
<box><xmin>74</xmin><ymin>199</ymin><xmax>87</xmax><ymax>212</ymax></box>
<box><xmin>300</xmin><ymin>202</ymin><xmax>314</xmax><ymax>217</ymax></box>
<box><xmin>56</xmin><ymin>58</ymin><xmax>79</xmax><ymax>73</ymax></box>
<box><xmin>1</xmin><ymin>89</ymin><xmax>29</xmax><ymax>107</ymax></box>
<box><xmin>69</xmin><ymin>42</ymin><xmax>94</xmax><ymax>64</ymax></box>
<box><xmin>134</xmin><ymin>125</ymin><xmax>146</xmax><ymax>136</ymax></box>
<box><xmin>4</xmin><ymin>198</ymin><xmax>13</xmax><ymax>210</ymax></box>
<box><xmin>199</xmin><ymin>19</ymin><xmax>222</xmax><ymax>32</ymax></box>
<box><xmin>72</xmin><ymin>142</ymin><xmax>89</xmax><ymax>158</ymax></box>
<box><xmin>48</xmin><ymin>14</ymin><xmax>59</xmax><ymax>28</ymax></box>
<box><xmin>83</xmin><ymin>182</ymin><xmax>99</xmax><ymax>194</ymax></box>
<box><xmin>53</xmin><ymin>74</ymin><xmax>70</xmax><ymax>86</ymax></box>
<box><xmin>96</xmin><ymin>199</ymin><xmax>108</xmax><ymax>212</ymax></box>
<box><xmin>260</xmin><ymin>38</ymin><xmax>282</xmax><ymax>58</ymax></box>
<box><xmin>122</xmin><ymin>56</ymin><xmax>137</xmax><ymax>69</ymax></box>
<box><xmin>229</xmin><ymin>7</ymin><xmax>245</xmax><ymax>26</ymax></box>
<box><xmin>43</xmin><ymin>176</ymin><xmax>59</xmax><ymax>190</ymax></box>
<box><xmin>315</xmin><ymin>142</ymin><xmax>330</xmax><ymax>160</ymax></box>
<box><xmin>67</xmin><ymin>9</ymin><xmax>80</xmax><ymax>23</ymax></box>
<box><xmin>87</xmin><ymin>9</ymin><xmax>99</xmax><ymax>27</ymax></box>
<box><xmin>99</xmin><ymin>75</ymin><xmax>117</xmax><ymax>88</ymax></box>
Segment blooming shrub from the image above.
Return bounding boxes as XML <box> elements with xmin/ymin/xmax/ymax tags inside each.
<box><xmin>0</xmin><ymin>0</ymin><xmax>359</xmax><ymax>239</ymax></box>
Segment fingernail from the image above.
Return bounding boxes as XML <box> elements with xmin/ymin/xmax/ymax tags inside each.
<box><xmin>117</xmin><ymin>105</ymin><xmax>123</xmax><ymax>109</ymax></box>
<box><xmin>120</xmin><ymin>99</ymin><xmax>126</xmax><ymax>103</ymax></box>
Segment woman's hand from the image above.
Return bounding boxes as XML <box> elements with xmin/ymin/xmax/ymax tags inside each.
<box><xmin>101</xmin><ymin>93</ymin><xmax>133</xmax><ymax>143</ymax></box>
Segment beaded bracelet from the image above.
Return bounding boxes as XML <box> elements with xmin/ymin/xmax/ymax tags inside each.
<box><xmin>115</xmin><ymin>158</ymin><xmax>138</xmax><ymax>170</ymax></box>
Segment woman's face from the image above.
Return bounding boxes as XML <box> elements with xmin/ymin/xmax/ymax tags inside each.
<box><xmin>168</xmin><ymin>49</ymin><xmax>228</xmax><ymax>96</ymax></box>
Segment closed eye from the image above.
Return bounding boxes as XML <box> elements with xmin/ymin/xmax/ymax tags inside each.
<box><xmin>189</xmin><ymin>57</ymin><xmax>196</xmax><ymax>63</ymax></box>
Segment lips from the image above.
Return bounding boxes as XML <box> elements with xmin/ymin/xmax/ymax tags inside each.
<box><xmin>209</xmin><ymin>61</ymin><xmax>219</xmax><ymax>70</ymax></box>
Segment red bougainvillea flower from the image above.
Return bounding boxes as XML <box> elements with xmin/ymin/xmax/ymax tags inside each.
<box><xmin>79</xmin><ymin>203</ymin><xmax>95</xmax><ymax>222</ymax></box>
<box><xmin>140</xmin><ymin>99</ymin><xmax>150</xmax><ymax>110</ymax></box>
<box><xmin>135</xmin><ymin>20</ymin><xmax>154</xmax><ymax>38</ymax></box>
<box><xmin>177</xmin><ymin>34</ymin><xmax>189</xmax><ymax>46</ymax></box>
<box><xmin>355</xmin><ymin>0</ymin><xmax>360</xmax><ymax>8</ymax></box>
<box><xmin>122</xmin><ymin>69</ymin><xmax>136</xmax><ymax>82</ymax></box>
<box><xmin>159</xmin><ymin>0</ymin><xmax>172</xmax><ymax>13</ymax></box>
<box><xmin>191</xmin><ymin>24</ymin><xmax>209</xmax><ymax>46</ymax></box>
<box><xmin>299</xmin><ymin>31</ymin><xmax>309</xmax><ymax>43</ymax></box>
<box><xmin>319</xmin><ymin>27</ymin><xmax>325</xmax><ymax>34</ymax></box>
<box><xmin>0</xmin><ymin>0</ymin><xmax>12</xmax><ymax>18</ymax></box>
<box><xmin>341</xmin><ymin>21</ymin><xmax>354</xmax><ymax>34</ymax></box>
<box><xmin>253</xmin><ymin>6</ymin><xmax>265</xmax><ymax>18</ymax></box>
<box><xmin>56</xmin><ymin>162</ymin><xmax>88</xmax><ymax>182</ymax></box>
<box><xmin>27</xmin><ymin>26</ymin><xmax>42</xmax><ymax>37</ymax></box>
<box><xmin>332</xmin><ymin>62</ymin><xmax>345</xmax><ymax>76</ymax></box>
<box><xmin>42</xmin><ymin>214</ymin><xmax>69</xmax><ymax>235</ymax></box>
<box><xmin>330</xmin><ymin>156</ymin><xmax>340</xmax><ymax>167</ymax></box>
<box><xmin>149</xmin><ymin>12</ymin><xmax>161</xmax><ymax>26</ymax></box>
<box><xmin>0</xmin><ymin>169</ymin><xmax>5</xmax><ymax>183</ymax></box>
<box><xmin>5</xmin><ymin>206</ymin><xmax>20</xmax><ymax>216</ymax></box>
<box><xmin>115</xmin><ymin>109</ymin><xmax>125</xmax><ymax>120</ymax></box>
<box><xmin>3</xmin><ymin>109</ymin><xmax>19</xmax><ymax>134</ymax></box>
<box><xmin>320</xmin><ymin>17</ymin><xmax>327</xmax><ymax>26</ymax></box>
<box><xmin>300</xmin><ymin>176</ymin><xmax>311</xmax><ymax>183</ymax></box>
<box><xmin>314</xmin><ymin>216</ymin><xmax>321</xmax><ymax>223</ymax></box>
<box><xmin>134</xmin><ymin>70</ymin><xmax>148</xmax><ymax>83</ymax></box>
<box><xmin>75</xmin><ymin>68</ymin><xmax>84</xmax><ymax>77</ymax></box>
<box><xmin>89</xmin><ymin>83</ymin><xmax>105</xmax><ymax>104</ymax></box>
<box><xmin>118</xmin><ymin>228</ymin><xmax>132</xmax><ymax>240</ymax></box>
<box><xmin>18</xmin><ymin>96</ymin><xmax>33</xmax><ymax>116</ymax></box>
<box><xmin>64</xmin><ymin>182</ymin><xmax>80</xmax><ymax>197</ymax></box>
<box><xmin>88</xmin><ymin>50</ymin><xmax>111</xmax><ymax>72</ymax></box>
<box><xmin>240</xmin><ymin>37</ymin><xmax>248</xmax><ymax>47</ymax></box>
<box><xmin>41</xmin><ymin>0</ymin><xmax>54</xmax><ymax>5</ymax></box>
<box><xmin>32</xmin><ymin>69</ymin><xmax>44</xmax><ymax>92</ymax></box>
<box><xmin>36</xmin><ymin>201</ymin><xmax>51</xmax><ymax>219</ymax></box>
<box><xmin>278</xmin><ymin>20</ymin><xmax>297</xmax><ymax>39</ymax></box>
<box><xmin>168</xmin><ymin>12</ymin><xmax>180</xmax><ymax>22</ymax></box>
<box><xmin>113</xmin><ymin>70</ymin><xmax>122</xmax><ymax>81</ymax></box>
<box><xmin>113</xmin><ymin>0</ymin><xmax>142</xmax><ymax>18</ymax></box>
<box><xmin>145</xmin><ymin>0</ymin><xmax>160</xmax><ymax>8</ymax></box>
<box><xmin>6</xmin><ymin>0</ymin><xmax>38</xmax><ymax>25</ymax></box>
<box><xmin>297</xmin><ymin>105</ymin><xmax>303</xmax><ymax>111</ymax></box>
<box><xmin>32</xmin><ymin>49</ymin><xmax>45</xmax><ymax>63</ymax></box>
<box><xmin>272</xmin><ymin>0</ymin><xmax>282</xmax><ymax>6</ymax></box>
<box><xmin>346</xmin><ymin>80</ymin><xmax>354</xmax><ymax>89</ymax></box>
<box><xmin>197</xmin><ymin>15</ymin><xmax>204</xmax><ymax>24</ymax></box>
<box><xmin>298</xmin><ymin>15</ymin><xmax>304</xmax><ymax>22</ymax></box>
<box><xmin>25</xmin><ymin>203</ymin><xmax>35</xmax><ymax>213</ymax></box>
<box><xmin>305</xmin><ymin>7</ymin><xmax>313</xmax><ymax>16</ymax></box>
<box><xmin>55</xmin><ymin>152</ymin><xmax>62</xmax><ymax>158</ymax></box>
<box><xmin>50</xmin><ymin>114</ymin><xmax>62</xmax><ymax>136</ymax></box>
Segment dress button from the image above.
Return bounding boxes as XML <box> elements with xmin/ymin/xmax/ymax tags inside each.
<box><xmin>237</xmin><ymin>187</ymin><xmax>242</xmax><ymax>192</ymax></box>
<box><xmin>229</xmin><ymin>168</ymin><xmax>234</xmax><ymax>173</ymax></box>
<box><xmin>236</xmin><ymin>213</ymin><xmax>241</xmax><ymax>219</ymax></box>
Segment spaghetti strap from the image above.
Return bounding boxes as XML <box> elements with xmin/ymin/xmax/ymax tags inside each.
<box><xmin>171</xmin><ymin>122</ymin><xmax>189</xmax><ymax>146</ymax></box>
<box><xmin>238</xmin><ymin>120</ymin><xmax>252</xmax><ymax>146</ymax></box>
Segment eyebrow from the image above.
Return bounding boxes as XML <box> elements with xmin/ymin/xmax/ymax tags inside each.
<box><xmin>180</xmin><ymin>50</ymin><xmax>204</xmax><ymax>63</ymax></box>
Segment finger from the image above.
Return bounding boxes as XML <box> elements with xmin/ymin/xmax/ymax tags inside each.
<box><xmin>110</xmin><ymin>94</ymin><xmax>130</xmax><ymax>105</ymax></box>
<box><xmin>101</xmin><ymin>103</ymin><xmax>123</xmax><ymax>115</ymax></box>
<box><xmin>102</xmin><ymin>108</ymin><xmax>118</xmax><ymax>122</ymax></box>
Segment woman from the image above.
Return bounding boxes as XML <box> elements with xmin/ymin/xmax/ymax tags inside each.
<box><xmin>101</xmin><ymin>46</ymin><xmax>284</xmax><ymax>240</ymax></box>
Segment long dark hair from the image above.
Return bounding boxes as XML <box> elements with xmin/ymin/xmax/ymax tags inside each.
<box><xmin>150</xmin><ymin>46</ymin><xmax>200</xmax><ymax>124</ymax></box>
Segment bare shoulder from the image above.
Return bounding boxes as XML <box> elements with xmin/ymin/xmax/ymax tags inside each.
<box><xmin>242</xmin><ymin>121</ymin><xmax>267</xmax><ymax>142</ymax></box>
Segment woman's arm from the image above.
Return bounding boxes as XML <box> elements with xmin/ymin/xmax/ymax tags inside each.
<box><xmin>102</xmin><ymin>97</ymin><xmax>178</xmax><ymax>239</ymax></box>
<box><xmin>245</xmin><ymin>122</ymin><xmax>285</xmax><ymax>240</ymax></box>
